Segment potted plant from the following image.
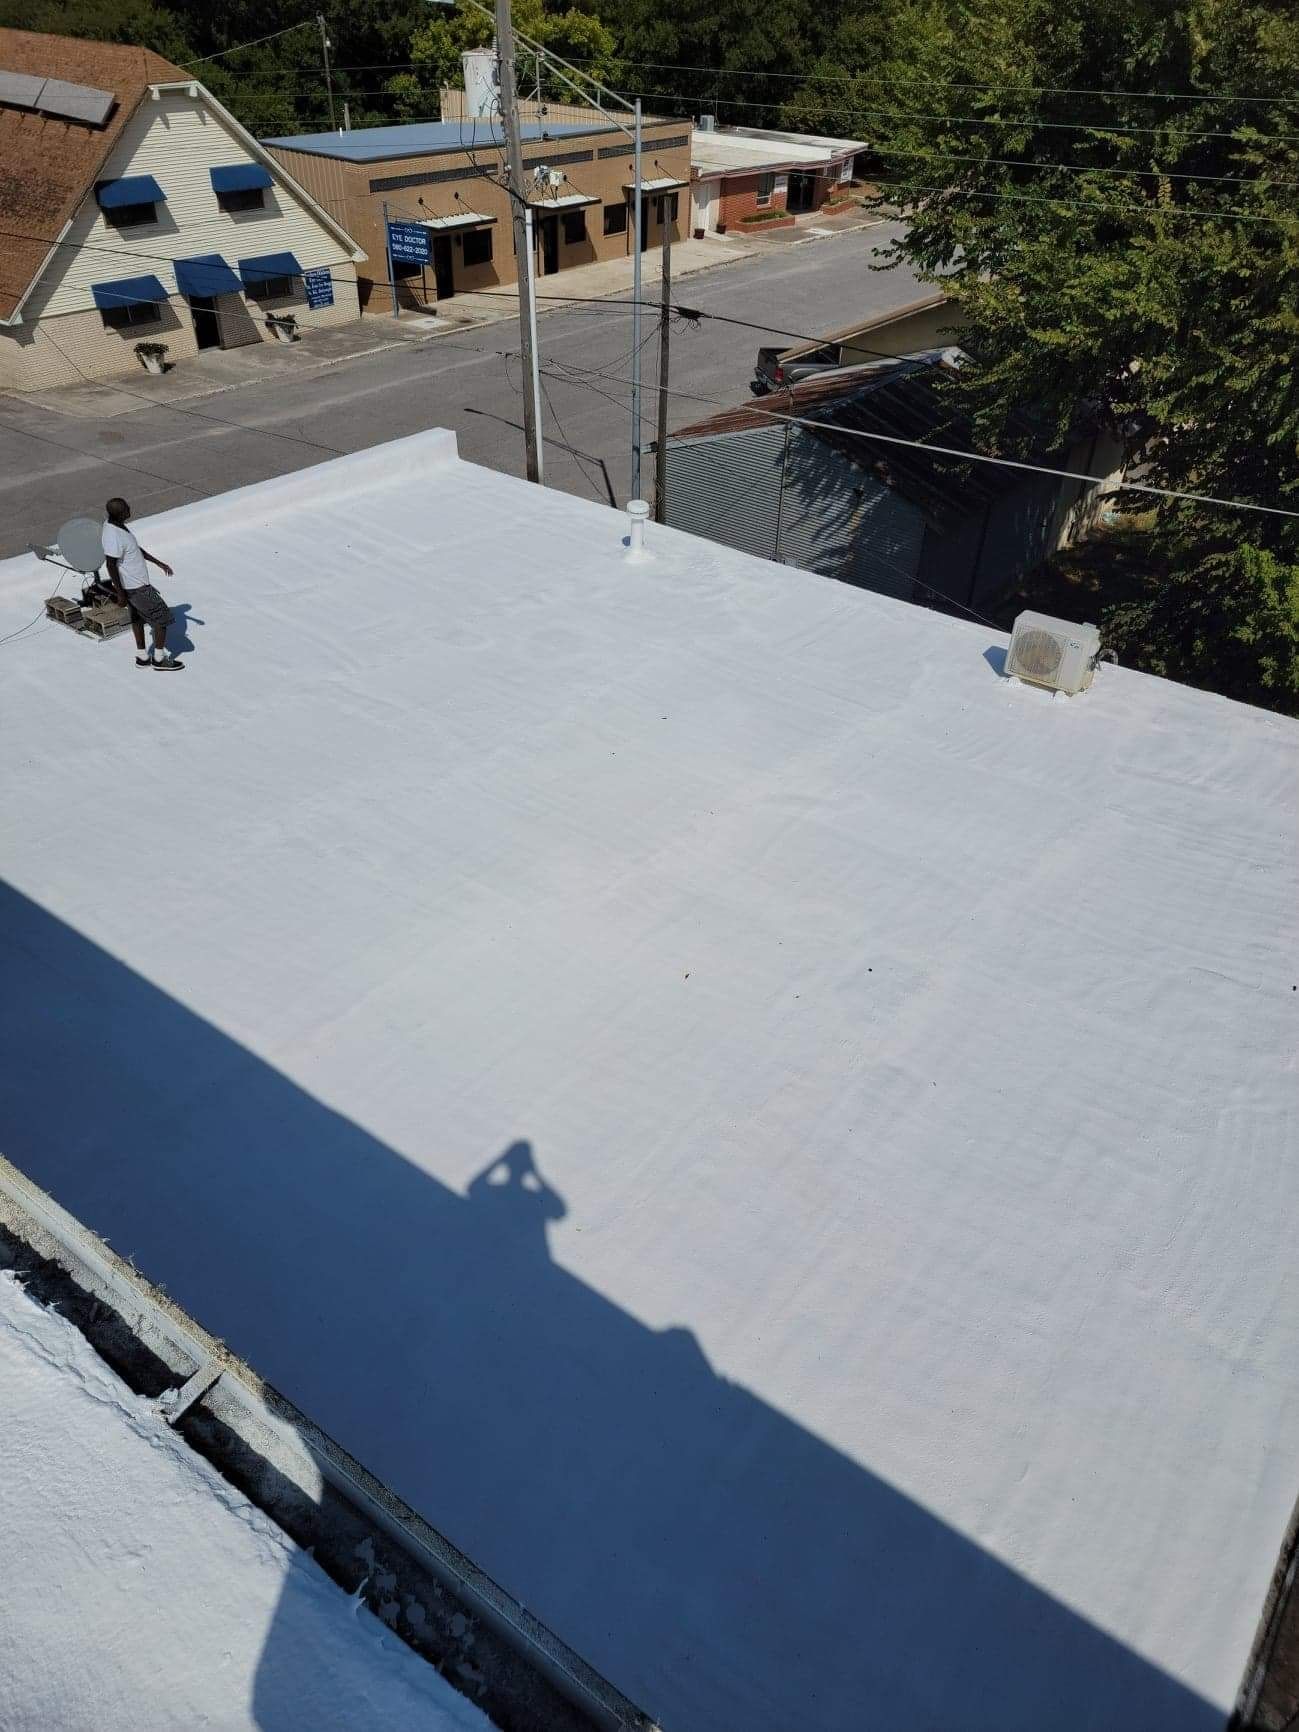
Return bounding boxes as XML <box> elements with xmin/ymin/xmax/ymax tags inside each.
<box><xmin>134</xmin><ymin>340</ymin><xmax>168</xmax><ymax>375</ymax></box>
<box><xmin>265</xmin><ymin>313</ymin><xmax>298</xmax><ymax>344</ymax></box>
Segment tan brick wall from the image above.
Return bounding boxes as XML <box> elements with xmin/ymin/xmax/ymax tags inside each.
<box><xmin>269</xmin><ymin>120</ymin><xmax>690</xmax><ymax>308</ymax></box>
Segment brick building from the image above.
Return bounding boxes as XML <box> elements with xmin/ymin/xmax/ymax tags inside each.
<box><xmin>265</xmin><ymin>109</ymin><xmax>691</xmax><ymax>311</ymax></box>
<box><xmin>689</xmin><ymin>124</ymin><xmax>867</xmax><ymax>238</ymax></box>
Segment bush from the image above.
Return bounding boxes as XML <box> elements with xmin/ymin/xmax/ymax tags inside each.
<box><xmin>739</xmin><ymin>209</ymin><xmax>791</xmax><ymax>225</ymax></box>
<box><xmin>133</xmin><ymin>341</ymin><xmax>168</xmax><ymax>359</ymax></box>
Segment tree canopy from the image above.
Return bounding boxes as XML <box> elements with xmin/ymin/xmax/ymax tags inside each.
<box><xmin>787</xmin><ymin>0</ymin><xmax>1299</xmax><ymax>711</ymax></box>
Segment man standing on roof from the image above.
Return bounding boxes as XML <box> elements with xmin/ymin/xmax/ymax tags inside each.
<box><xmin>101</xmin><ymin>497</ymin><xmax>182</xmax><ymax>671</ymax></box>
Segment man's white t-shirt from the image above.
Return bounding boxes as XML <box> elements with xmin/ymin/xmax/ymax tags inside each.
<box><xmin>101</xmin><ymin>521</ymin><xmax>148</xmax><ymax>589</ymax></box>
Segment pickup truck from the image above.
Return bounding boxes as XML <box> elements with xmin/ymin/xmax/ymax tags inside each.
<box><xmin>751</xmin><ymin>341</ymin><xmax>845</xmax><ymax>394</ymax></box>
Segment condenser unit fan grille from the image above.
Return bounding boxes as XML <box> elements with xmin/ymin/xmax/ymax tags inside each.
<box><xmin>1012</xmin><ymin>627</ymin><xmax>1066</xmax><ymax>684</ymax></box>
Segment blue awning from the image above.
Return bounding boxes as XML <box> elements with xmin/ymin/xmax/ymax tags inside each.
<box><xmin>237</xmin><ymin>250</ymin><xmax>303</xmax><ymax>286</ymax></box>
<box><xmin>90</xmin><ymin>274</ymin><xmax>169</xmax><ymax>311</ymax></box>
<box><xmin>96</xmin><ymin>175</ymin><xmax>165</xmax><ymax>209</ymax></box>
<box><xmin>174</xmin><ymin>254</ymin><xmax>244</xmax><ymax>298</ymax></box>
<box><xmin>211</xmin><ymin>162</ymin><xmax>273</xmax><ymax>194</ymax></box>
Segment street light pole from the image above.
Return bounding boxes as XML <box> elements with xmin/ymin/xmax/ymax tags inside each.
<box><xmin>494</xmin><ymin>0</ymin><xmax>542</xmax><ymax>484</ymax></box>
<box><xmin>631</xmin><ymin>99</ymin><xmax>643</xmax><ymax>500</ymax></box>
<box><xmin>654</xmin><ymin>193</ymin><xmax>671</xmax><ymax>522</ymax></box>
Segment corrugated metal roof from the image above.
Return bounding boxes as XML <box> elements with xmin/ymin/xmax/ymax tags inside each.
<box><xmin>673</xmin><ymin>358</ymin><xmax>1055</xmax><ymax>533</ymax></box>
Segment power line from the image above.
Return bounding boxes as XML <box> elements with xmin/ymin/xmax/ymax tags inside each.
<box><xmin>869</xmin><ymin>143</ymin><xmax>1299</xmax><ymax>191</ymax></box>
<box><xmin>182</xmin><ymin>21</ymin><xmax>318</xmax><ymax>68</ymax></box>
<box><xmin>246</xmin><ymin>88</ymin><xmax>1299</xmax><ymax>193</ymax></box>
<box><xmin>226</xmin><ymin>56</ymin><xmax>1299</xmax><ymax>107</ymax></box>
<box><xmin>534</xmin><ymin>345</ymin><xmax>1299</xmax><ymax>522</ymax></box>
<box><xmin>605</xmin><ymin>88</ymin><xmax>1299</xmax><ymax>145</ymax></box>
<box><xmin>31</xmin><ymin>312</ymin><xmax>348</xmax><ymax>466</ymax></box>
<box><xmin>863</xmin><ymin>172</ymin><xmax>1293</xmax><ymax>226</ymax></box>
<box><xmin>0</xmin><ymin>399</ymin><xmax>205</xmax><ymax>501</ymax></box>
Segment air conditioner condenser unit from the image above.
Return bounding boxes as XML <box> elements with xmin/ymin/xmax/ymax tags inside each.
<box><xmin>1004</xmin><ymin>610</ymin><xmax>1101</xmax><ymax>695</ymax></box>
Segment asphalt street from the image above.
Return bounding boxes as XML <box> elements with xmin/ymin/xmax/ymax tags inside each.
<box><xmin>0</xmin><ymin>222</ymin><xmax>927</xmax><ymax>555</ymax></box>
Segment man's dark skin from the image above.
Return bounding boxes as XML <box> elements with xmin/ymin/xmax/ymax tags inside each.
<box><xmin>103</xmin><ymin>497</ymin><xmax>174</xmax><ymax>659</ymax></box>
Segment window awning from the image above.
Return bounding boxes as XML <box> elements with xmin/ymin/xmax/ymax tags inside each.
<box><xmin>174</xmin><ymin>254</ymin><xmax>244</xmax><ymax>298</ymax></box>
<box><xmin>238</xmin><ymin>251</ymin><xmax>304</xmax><ymax>286</ymax></box>
<box><xmin>623</xmin><ymin>176</ymin><xmax>687</xmax><ymax>194</ymax></box>
<box><xmin>210</xmin><ymin>163</ymin><xmax>273</xmax><ymax>194</ymax></box>
<box><xmin>96</xmin><ymin>175</ymin><xmax>165</xmax><ymax>209</ymax></box>
<box><xmin>420</xmin><ymin>211</ymin><xmax>497</xmax><ymax>231</ymax></box>
<box><xmin>90</xmin><ymin>274</ymin><xmax>169</xmax><ymax>310</ymax></box>
<box><xmin>527</xmin><ymin>192</ymin><xmax>598</xmax><ymax>210</ymax></box>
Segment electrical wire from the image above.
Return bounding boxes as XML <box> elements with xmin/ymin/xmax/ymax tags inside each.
<box><xmin>230</xmin><ymin>57</ymin><xmax>1299</xmax><ymax>107</ymax></box>
<box><xmin>182</xmin><ymin>21</ymin><xmax>318</xmax><ymax>68</ymax></box>
<box><xmin>0</xmin><ymin>400</ymin><xmax>204</xmax><ymax>501</ymax></box>
<box><xmin>603</xmin><ymin>88</ymin><xmax>1299</xmax><ymax>146</ymax></box>
<box><xmin>533</xmin><ymin>347</ymin><xmax>1299</xmax><ymax>522</ymax></box>
<box><xmin>32</xmin><ymin>319</ymin><xmax>348</xmax><ymax>465</ymax></box>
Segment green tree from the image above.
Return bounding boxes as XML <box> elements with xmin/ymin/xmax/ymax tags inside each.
<box><xmin>821</xmin><ymin>0</ymin><xmax>1299</xmax><ymax>712</ymax></box>
<box><xmin>386</xmin><ymin>0</ymin><xmax>623</xmax><ymax>118</ymax></box>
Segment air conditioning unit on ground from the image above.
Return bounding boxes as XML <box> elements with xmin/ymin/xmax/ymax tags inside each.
<box><xmin>1004</xmin><ymin>610</ymin><xmax>1101</xmax><ymax>695</ymax></box>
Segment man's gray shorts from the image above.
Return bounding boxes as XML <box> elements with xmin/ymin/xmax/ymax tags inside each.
<box><xmin>124</xmin><ymin>584</ymin><xmax>173</xmax><ymax>631</ymax></box>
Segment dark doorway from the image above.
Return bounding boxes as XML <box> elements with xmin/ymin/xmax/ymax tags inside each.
<box><xmin>788</xmin><ymin>172</ymin><xmax>816</xmax><ymax>213</ymax></box>
<box><xmin>189</xmin><ymin>296</ymin><xmax>220</xmax><ymax>350</ymax></box>
<box><xmin>432</xmin><ymin>235</ymin><xmax>454</xmax><ymax>300</ymax></box>
<box><xmin>539</xmin><ymin>215</ymin><xmax>559</xmax><ymax>275</ymax></box>
<box><xmin>639</xmin><ymin>198</ymin><xmax>651</xmax><ymax>252</ymax></box>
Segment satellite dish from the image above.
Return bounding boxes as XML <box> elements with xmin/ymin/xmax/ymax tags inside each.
<box><xmin>56</xmin><ymin>516</ymin><xmax>105</xmax><ymax>574</ymax></box>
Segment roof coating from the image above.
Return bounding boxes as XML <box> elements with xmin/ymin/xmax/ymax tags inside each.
<box><xmin>1</xmin><ymin>429</ymin><xmax>1296</xmax><ymax>1732</ymax></box>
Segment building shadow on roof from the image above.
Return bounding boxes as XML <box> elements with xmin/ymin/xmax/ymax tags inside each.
<box><xmin>0</xmin><ymin>880</ymin><xmax>1224</xmax><ymax>1732</ymax></box>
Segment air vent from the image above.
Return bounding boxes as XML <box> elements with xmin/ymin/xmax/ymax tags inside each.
<box><xmin>1004</xmin><ymin>610</ymin><xmax>1101</xmax><ymax>696</ymax></box>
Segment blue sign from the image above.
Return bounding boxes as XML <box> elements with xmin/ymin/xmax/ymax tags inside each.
<box><xmin>387</xmin><ymin>221</ymin><xmax>431</xmax><ymax>264</ymax></box>
<box><xmin>303</xmin><ymin>266</ymin><xmax>334</xmax><ymax>309</ymax></box>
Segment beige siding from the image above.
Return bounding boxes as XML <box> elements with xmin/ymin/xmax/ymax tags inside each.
<box><xmin>24</xmin><ymin>88</ymin><xmax>362</xmax><ymax>333</ymax></box>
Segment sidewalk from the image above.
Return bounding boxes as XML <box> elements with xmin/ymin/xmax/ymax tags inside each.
<box><xmin>448</xmin><ymin>231</ymin><xmax>761</xmax><ymax>323</ymax></box>
<box><xmin>22</xmin><ymin>233</ymin><xmax>762</xmax><ymax>421</ymax></box>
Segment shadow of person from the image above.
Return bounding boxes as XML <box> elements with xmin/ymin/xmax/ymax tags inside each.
<box><xmin>168</xmin><ymin>603</ymin><xmax>204</xmax><ymax>657</ymax></box>
<box><xmin>0</xmin><ymin>883</ymin><xmax>1224</xmax><ymax>1732</ymax></box>
<box><xmin>466</xmin><ymin>1140</ymin><xmax>566</xmax><ymax>1245</ymax></box>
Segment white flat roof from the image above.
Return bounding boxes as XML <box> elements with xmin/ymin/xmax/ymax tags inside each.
<box><xmin>420</xmin><ymin>210</ymin><xmax>495</xmax><ymax>230</ymax></box>
<box><xmin>692</xmin><ymin>126</ymin><xmax>864</xmax><ymax>177</ymax></box>
<box><xmin>527</xmin><ymin>190</ymin><xmax>597</xmax><ymax>209</ymax></box>
<box><xmin>624</xmin><ymin>175</ymin><xmax>688</xmax><ymax>193</ymax></box>
<box><xmin>2</xmin><ymin>430</ymin><xmax>1297</xmax><ymax>1732</ymax></box>
<box><xmin>0</xmin><ymin>1270</ymin><xmax>489</xmax><ymax>1730</ymax></box>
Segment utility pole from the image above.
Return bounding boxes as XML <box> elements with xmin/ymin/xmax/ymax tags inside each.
<box><xmin>316</xmin><ymin>14</ymin><xmax>337</xmax><ymax>132</ymax></box>
<box><xmin>654</xmin><ymin>194</ymin><xmax>672</xmax><ymax>523</ymax></box>
<box><xmin>494</xmin><ymin>0</ymin><xmax>542</xmax><ymax>485</ymax></box>
<box><xmin>630</xmin><ymin>99</ymin><xmax>643</xmax><ymax>499</ymax></box>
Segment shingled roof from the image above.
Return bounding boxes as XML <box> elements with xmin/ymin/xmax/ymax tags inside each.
<box><xmin>0</xmin><ymin>30</ymin><xmax>188</xmax><ymax>322</ymax></box>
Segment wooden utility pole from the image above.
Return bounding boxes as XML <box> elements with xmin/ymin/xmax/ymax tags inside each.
<box><xmin>494</xmin><ymin>0</ymin><xmax>542</xmax><ymax>484</ymax></box>
<box><xmin>653</xmin><ymin>197</ymin><xmax>672</xmax><ymax>522</ymax></box>
<box><xmin>316</xmin><ymin>14</ymin><xmax>336</xmax><ymax>132</ymax></box>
